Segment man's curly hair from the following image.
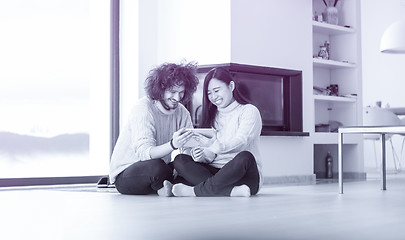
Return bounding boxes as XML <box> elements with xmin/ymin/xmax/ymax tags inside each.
<box><xmin>145</xmin><ymin>62</ymin><xmax>199</xmax><ymax>104</ymax></box>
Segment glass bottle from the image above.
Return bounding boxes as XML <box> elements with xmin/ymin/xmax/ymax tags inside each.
<box><xmin>326</xmin><ymin>151</ymin><xmax>333</xmax><ymax>178</ymax></box>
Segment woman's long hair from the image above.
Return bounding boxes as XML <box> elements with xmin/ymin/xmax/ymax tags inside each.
<box><xmin>144</xmin><ymin>62</ymin><xmax>199</xmax><ymax>104</ymax></box>
<box><xmin>199</xmin><ymin>67</ymin><xmax>248</xmax><ymax>128</ymax></box>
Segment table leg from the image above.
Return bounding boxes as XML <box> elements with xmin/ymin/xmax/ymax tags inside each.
<box><xmin>339</xmin><ymin>132</ymin><xmax>343</xmax><ymax>194</ymax></box>
<box><xmin>381</xmin><ymin>133</ymin><xmax>387</xmax><ymax>190</ymax></box>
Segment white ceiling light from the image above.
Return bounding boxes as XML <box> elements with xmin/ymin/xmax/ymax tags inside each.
<box><xmin>380</xmin><ymin>19</ymin><xmax>405</xmax><ymax>54</ymax></box>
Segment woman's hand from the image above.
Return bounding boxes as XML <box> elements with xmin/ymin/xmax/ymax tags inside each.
<box><xmin>172</xmin><ymin>128</ymin><xmax>193</xmax><ymax>149</ymax></box>
<box><xmin>191</xmin><ymin>147</ymin><xmax>205</xmax><ymax>162</ymax></box>
<box><xmin>203</xmin><ymin>148</ymin><xmax>216</xmax><ymax>162</ymax></box>
<box><xmin>191</xmin><ymin>147</ymin><xmax>216</xmax><ymax>163</ymax></box>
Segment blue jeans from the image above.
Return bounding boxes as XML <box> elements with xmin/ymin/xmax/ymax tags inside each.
<box><xmin>115</xmin><ymin>159</ymin><xmax>188</xmax><ymax>195</ymax></box>
<box><xmin>173</xmin><ymin>151</ymin><xmax>260</xmax><ymax>196</ymax></box>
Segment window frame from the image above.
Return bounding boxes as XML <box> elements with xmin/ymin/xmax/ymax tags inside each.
<box><xmin>0</xmin><ymin>0</ymin><xmax>120</xmax><ymax>187</ymax></box>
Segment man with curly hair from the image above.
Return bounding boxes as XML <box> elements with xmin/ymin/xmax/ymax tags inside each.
<box><xmin>109</xmin><ymin>62</ymin><xmax>199</xmax><ymax>196</ymax></box>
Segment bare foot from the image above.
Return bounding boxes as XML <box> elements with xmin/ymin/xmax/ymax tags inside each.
<box><xmin>230</xmin><ymin>185</ymin><xmax>251</xmax><ymax>197</ymax></box>
<box><xmin>172</xmin><ymin>183</ymin><xmax>196</xmax><ymax>197</ymax></box>
<box><xmin>157</xmin><ymin>180</ymin><xmax>173</xmax><ymax>197</ymax></box>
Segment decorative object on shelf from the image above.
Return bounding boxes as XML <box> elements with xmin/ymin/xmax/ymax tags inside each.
<box><xmin>312</xmin><ymin>85</ymin><xmax>338</xmax><ymax>96</ymax></box>
<box><xmin>315</xmin><ymin>121</ymin><xmax>342</xmax><ymax>133</ymax></box>
<box><xmin>318</xmin><ymin>45</ymin><xmax>329</xmax><ymax>59</ymax></box>
<box><xmin>318</xmin><ymin>14</ymin><xmax>323</xmax><ymax>22</ymax></box>
<box><xmin>315</xmin><ymin>123</ymin><xmax>330</xmax><ymax>132</ymax></box>
<box><xmin>325</xmin><ymin>6</ymin><xmax>338</xmax><ymax>25</ymax></box>
<box><xmin>327</xmin><ymin>84</ymin><xmax>338</xmax><ymax>96</ymax></box>
<box><xmin>313</xmin><ymin>86</ymin><xmax>330</xmax><ymax>95</ymax></box>
<box><xmin>322</xmin><ymin>0</ymin><xmax>339</xmax><ymax>25</ymax></box>
<box><xmin>314</xmin><ymin>11</ymin><xmax>323</xmax><ymax>22</ymax></box>
<box><xmin>328</xmin><ymin>120</ymin><xmax>343</xmax><ymax>132</ymax></box>
<box><xmin>324</xmin><ymin>41</ymin><xmax>330</xmax><ymax>59</ymax></box>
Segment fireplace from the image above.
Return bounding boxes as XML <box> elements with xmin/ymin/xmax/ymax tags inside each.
<box><xmin>189</xmin><ymin>63</ymin><xmax>308</xmax><ymax>136</ymax></box>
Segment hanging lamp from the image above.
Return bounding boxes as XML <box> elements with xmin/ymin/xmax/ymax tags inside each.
<box><xmin>380</xmin><ymin>19</ymin><xmax>405</xmax><ymax>53</ymax></box>
<box><xmin>380</xmin><ymin>0</ymin><xmax>405</xmax><ymax>54</ymax></box>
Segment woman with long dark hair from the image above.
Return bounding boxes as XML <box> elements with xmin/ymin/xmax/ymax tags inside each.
<box><xmin>171</xmin><ymin>67</ymin><xmax>263</xmax><ymax>197</ymax></box>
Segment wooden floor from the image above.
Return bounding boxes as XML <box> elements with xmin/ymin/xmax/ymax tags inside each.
<box><xmin>1</xmin><ymin>172</ymin><xmax>405</xmax><ymax>240</ymax></box>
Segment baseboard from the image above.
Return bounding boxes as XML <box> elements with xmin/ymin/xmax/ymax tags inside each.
<box><xmin>263</xmin><ymin>174</ymin><xmax>316</xmax><ymax>185</ymax></box>
<box><xmin>341</xmin><ymin>172</ymin><xmax>367</xmax><ymax>180</ymax></box>
<box><xmin>0</xmin><ymin>176</ymin><xmax>106</xmax><ymax>187</ymax></box>
<box><xmin>315</xmin><ymin>171</ymin><xmax>367</xmax><ymax>180</ymax></box>
<box><xmin>263</xmin><ymin>172</ymin><xmax>367</xmax><ymax>186</ymax></box>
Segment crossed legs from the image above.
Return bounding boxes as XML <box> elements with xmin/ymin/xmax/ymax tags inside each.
<box><xmin>115</xmin><ymin>159</ymin><xmax>175</xmax><ymax>196</ymax></box>
<box><xmin>172</xmin><ymin>151</ymin><xmax>260</xmax><ymax>197</ymax></box>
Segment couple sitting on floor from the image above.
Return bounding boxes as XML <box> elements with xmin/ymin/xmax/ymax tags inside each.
<box><xmin>109</xmin><ymin>62</ymin><xmax>263</xmax><ymax>197</ymax></box>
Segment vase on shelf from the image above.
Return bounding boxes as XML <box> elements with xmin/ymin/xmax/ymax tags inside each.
<box><xmin>325</xmin><ymin>6</ymin><xmax>338</xmax><ymax>25</ymax></box>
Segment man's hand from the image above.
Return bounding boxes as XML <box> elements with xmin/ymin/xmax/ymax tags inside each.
<box><xmin>171</xmin><ymin>128</ymin><xmax>193</xmax><ymax>149</ymax></box>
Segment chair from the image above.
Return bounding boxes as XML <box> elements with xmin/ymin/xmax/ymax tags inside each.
<box><xmin>363</xmin><ymin>107</ymin><xmax>401</xmax><ymax>172</ymax></box>
<box><xmin>399</xmin><ymin>118</ymin><xmax>405</xmax><ymax>167</ymax></box>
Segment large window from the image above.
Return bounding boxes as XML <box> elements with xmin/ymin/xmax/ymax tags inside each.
<box><xmin>0</xmin><ymin>0</ymin><xmax>110</xmax><ymax>180</ymax></box>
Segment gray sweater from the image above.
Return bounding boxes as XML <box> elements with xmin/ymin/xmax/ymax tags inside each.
<box><xmin>109</xmin><ymin>96</ymin><xmax>193</xmax><ymax>183</ymax></box>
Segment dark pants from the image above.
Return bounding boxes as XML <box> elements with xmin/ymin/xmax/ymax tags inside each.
<box><xmin>115</xmin><ymin>159</ymin><xmax>183</xmax><ymax>195</ymax></box>
<box><xmin>173</xmin><ymin>151</ymin><xmax>260</xmax><ymax>197</ymax></box>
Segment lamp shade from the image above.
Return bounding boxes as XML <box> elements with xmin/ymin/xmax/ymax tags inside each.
<box><xmin>380</xmin><ymin>20</ymin><xmax>405</xmax><ymax>54</ymax></box>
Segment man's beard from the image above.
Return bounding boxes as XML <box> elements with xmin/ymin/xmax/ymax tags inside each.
<box><xmin>160</xmin><ymin>99</ymin><xmax>178</xmax><ymax>110</ymax></box>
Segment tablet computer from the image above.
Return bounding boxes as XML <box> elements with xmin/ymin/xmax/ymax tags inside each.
<box><xmin>183</xmin><ymin>128</ymin><xmax>216</xmax><ymax>147</ymax></box>
<box><xmin>186</xmin><ymin>128</ymin><xmax>215</xmax><ymax>138</ymax></box>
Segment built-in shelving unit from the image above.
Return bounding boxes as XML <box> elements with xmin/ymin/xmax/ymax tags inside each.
<box><xmin>312</xmin><ymin>0</ymin><xmax>363</xmax><ymax>179</ymax></box>
<box><xmin>312</xmin><ymin>0</ymin><xmax>362</xmax><ymax>135</ymax></box>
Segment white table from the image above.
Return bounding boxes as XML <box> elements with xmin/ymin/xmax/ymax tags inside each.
<box><xmin>338</xmin><ymin>126</ymin><xmax>405</xmax><ymax>194</ymax></box>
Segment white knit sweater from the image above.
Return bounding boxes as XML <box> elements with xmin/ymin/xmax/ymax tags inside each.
<box><xmin>109</xmin><ymin>96</ymin><xmax>193</xmax><ymax>184</ymax></box>
<box><xmin>207</xmin><ymin>101</ymin><xmax>263</xmax><ymax>186</ymax></box>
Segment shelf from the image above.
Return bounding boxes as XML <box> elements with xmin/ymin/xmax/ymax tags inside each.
<box><xmin>312</xmin><ymin>21</ymin><xmax>355</xmax><ymax>35</ymax></box>
<box><xmin>313</xmin><ymin>95</ymin><xmax>357</xmax><ymax>103</ymax></box>
<box><xmin>313</xmin><ymin>58</ymin><xmax>356</xmax><ymax>69</ymax></box>
<box><xmin>312</xmin><ymin>132</ymin><xmax>362</xmax><ymax>144</ymax></box>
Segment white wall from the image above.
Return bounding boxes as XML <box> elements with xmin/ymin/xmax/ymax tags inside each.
<box><xmin>156</xmin><ymin>0</ymin><xmax>231</xmax><ymax>65</ymax></box>
<box><xmin>230</xmin><ymin>0</ymin><xmax>314</xmax><ymax>178</ymax></box>
<box><xmin>361</xmin><ymin>0</ymin><xmax>405</xmax><ymax>108</ymax></box>
<box><xmin>230</xmin><ymin>0</ymin><xmax>312</xmax><ymax>71</ymax></box>
<box><xmin>361</xmin><ymin>0</ymin><xmax>405</xmax><ymax>171</ymax></box>
<box><xmin>138</xmin><ymin>0</ymin><xmax>231</xmax><ymax>97</ymax></box>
